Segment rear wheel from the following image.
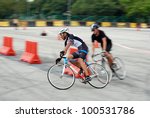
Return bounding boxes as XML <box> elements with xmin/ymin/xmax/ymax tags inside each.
<box><xmin>92</xmin><ymin>54</ymin><xmax>112</xmax><ymax>82</ymax></box>
<box><xmin>112</xmin><ymin>57</ymin><xmax>126</xmax><ymax>80</ymax></box>
<box><xmin>47</xmin><ymin>64</ymin><xmax>75</xmax><ymax>90</ymax></box>
<box><xmin>87</xmin><ymin>63</ymin><xmax>109</xmax><ymax>89</ymax></box>
<box><xmin>101</xmin><ymin>59</ymin><xmax>113</xmax><ymax>82</ymax></box>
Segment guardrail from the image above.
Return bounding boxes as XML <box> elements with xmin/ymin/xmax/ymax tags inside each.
<box><xmin>0</xmin><ymin>20</ymin><xmax>149</xmax><ymax>28</ymax></box>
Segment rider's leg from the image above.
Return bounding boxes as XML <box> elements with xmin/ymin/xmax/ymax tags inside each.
<box><xmin>105</xmin><ymin>43</ymin><xmax>113</xmax><ymax>67</ymax></box>
<box><xmin>67</xmin><ymin>54</ymin><xmax>87</xmax><ymax>74</ymax></box>
<box><xmin>68</xmin><ymin>51</ymin><xmax>91</xmax><ymax>82</ymax></box>
<box><xmin>78</xmin><ymin>57</ymin><xmax>91</xmax><ymax>83</ymax></box>
<box><xmin>105</xmin><ymin>52</ymin><xmax>113</xmax><ymax>67</ymax></box>
<box><xmin>77</xmin><ymin>58</ymin><xmax>89</xmax><ymax>76</ymax></box>
<box><xmin>67</xmin><ymin>54</ymin><xmax>81</xmax><ymax>68</ymax></box>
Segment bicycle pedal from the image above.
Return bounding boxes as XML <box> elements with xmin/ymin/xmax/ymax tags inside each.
<box><xmin>82</xmin><ymin>77</ymin><xmax>91</xmax><ymax>84</ymax></box>
<box><xmin>80</xmin><ymin>79</ymin><xmax>87</xmax><ymax>84</ymax></box>
<box><xmin>112</xmin><ymin>73</ymin><xmax>115</xmax><ymax>77</ymax></box>
<box><xmin>82</xmin><ymin>81</ymin><xmax>87</xmax><ymax>84</ymax></box>
<box><xmin>111</xmin><ymin>68</ymin><xmax>115</xmax><ymax>73</ymax></box>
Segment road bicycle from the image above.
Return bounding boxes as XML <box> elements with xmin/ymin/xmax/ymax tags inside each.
<box><xmin>47</xmin><ymin>57</ymin><xmax>109</xmax><ymax>90</ymax></box>
<box><xmin>92</xmin><ymin>52</ymin><xmax>126</xmax><ymax>81</ymax></box>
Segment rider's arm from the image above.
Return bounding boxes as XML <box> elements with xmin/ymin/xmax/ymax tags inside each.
<box><xmin>100</xmin><ymin>31</ymin><xmax>108</xmax><ymax>52</ymax></box>
<box><xmin>92</xmin><ymin>42</ymin><xmax>95</xmax><ymax>55</ymax></box>
<box><xmin>102</xmin><ymin>37</ymin><xmax>107</xmax><ymax>51</ymax></box>
<box><xmin>63</xmin><ymin>41</ymin><xmax>72</xmax><ymax>54</ymax></box>
<box><xmin>91</xmin><ymin>35</ymin><xmax>95</xmax><ymax>55</ymax></box>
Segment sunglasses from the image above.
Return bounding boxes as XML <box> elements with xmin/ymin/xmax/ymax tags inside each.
<box><xmin>59</xmin><ymin>33</ymin><xmax>64</xmax><ymax>36</ymax></box>
<box><xmin>92</xmin><ymin>29</ymin><xmax>96</xmax><ymax>31</ymax></box>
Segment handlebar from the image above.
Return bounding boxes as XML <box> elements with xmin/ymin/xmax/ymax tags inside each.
<box><xmin>91</xmin><ymin>52</ymin><xmax>106</xmax><ymax>62</ymax></box>
<box><xmin>92</xmin><ymin>52</ymin><xmax>105</xmax><ymax>58</ymax></box>
<box><xmin>56</xmin><ymin>56</ymin><xmax>69</xmax><ymax>64</ymax></box>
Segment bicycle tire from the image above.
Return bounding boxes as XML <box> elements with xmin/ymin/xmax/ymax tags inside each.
<box><xmin>87</xmin><ymin>63</ymin><xmax>109</xmax><ymax>89</ymax></box>
<box><xmin>92</xmin><ymin>54</ymin><xmax>112</xmax><ymax>82</ymax></box>
<box><xmin>47</xmin><ymin>64</ymin><xmax>75</xmax><ymax>90</ymax></box>
<box><xmin>101</xmin><ymin>59</ymin><xmax>113</xmax><ymax>82</ymax></box>
<box><xmin>113</xmin><ymin>57</ymin><xmax>126</xmax><ymax>80</ymax></box>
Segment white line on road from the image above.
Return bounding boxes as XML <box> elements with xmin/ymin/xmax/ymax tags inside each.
<box><xmin>114</xmin><ymin>42</ymin><xmax>150</xmax><ymax>55</ymax></box>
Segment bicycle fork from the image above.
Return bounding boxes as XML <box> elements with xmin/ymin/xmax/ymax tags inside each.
<box><xmin>60</xmin><ymin>58</ymin><xmax>68</xmax><ymax>78</ymax></box>
<box><xmin>60</xmin><ymin>64</ymin><xmax>66</xmax><ymax>78</ymax></box>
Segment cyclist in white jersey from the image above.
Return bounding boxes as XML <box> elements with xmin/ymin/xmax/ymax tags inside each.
<box><xmin>56</xmin><ymin>28</ymin><xmax>91</xmax><ymax>83</ymax></box>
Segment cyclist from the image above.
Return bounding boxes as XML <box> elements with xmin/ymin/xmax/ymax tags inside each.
<box><xmin>56</xmin><ymin>28</ymin><xmax>91</xmax><ymax>83</ymax></box>
<box><xmin>91</xmin><ymin>24</ymin><xmax>114</xmax><ymax>68</ymax></box>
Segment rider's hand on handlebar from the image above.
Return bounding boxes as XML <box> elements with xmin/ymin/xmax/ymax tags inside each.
<box><xmin>91</xmin><ymin>54</ymin><xmax>95</xmax><ymax>58</ymax></box>
<box><xmin>60</xmin><ymin>51</ymin><xmax>65</xmax><ymax>57</ymax></box>
<box><xmin>101</xmin><ymin>50</ymin><xmax>106</xmax><ymax>56</ymax></box>
<box><xmin>102</xmin><ymin>50</ymin><xmax>106</xmax><ymax>53</ymax></box>
<box><xmin>56</xmin><ymin>58</ymin><xmax>62</xmax><ymax>64</ymax></box>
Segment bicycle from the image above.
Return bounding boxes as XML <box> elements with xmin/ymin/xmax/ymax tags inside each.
<box><xmin>47</xmin><ymin>57</ymin><xmax>109</xmax><ymax>90</ymax></box>
<box><xmin>92</xmin><ymin>52</ymin><xmax>126</xmax><ymax>80</ymax></box>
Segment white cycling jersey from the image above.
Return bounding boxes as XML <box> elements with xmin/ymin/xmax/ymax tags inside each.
<box><xmin>65</xmin><ymin>34</ymin><xmax>87</xmax><ymax>49</ymax></box>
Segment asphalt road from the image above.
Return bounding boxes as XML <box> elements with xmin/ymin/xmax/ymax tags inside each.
<box><xmin>0</xmin><ymin>27</ymin><xmax>150</xmax><ymax>101</ymax></box>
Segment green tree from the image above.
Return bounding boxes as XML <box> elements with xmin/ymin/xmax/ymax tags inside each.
<box><xmin>0</xmin><ymin>0</ymin><xmax>26</xmax><ymax>19</ymax></box>
<box><xmin>71</xmin><ymin>0</ymin><xmax>123</xmax><ymax>16</ymax></box>
<box><xmin>0</xmin><ymin>0</ymin><xmax>149</xmax><ymax>22</ymax></box>
<box><xmin>119</xmin><ymin>0</ymin><xmax>150</xmax><ymax>22</ymax></box>
<box><xmin>42</xmin><ymin>0</ymin><xmax>68</xmax><ymax>15</ymax></box>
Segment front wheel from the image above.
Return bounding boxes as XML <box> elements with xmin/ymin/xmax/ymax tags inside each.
<box><xmin>87</xmin><ymin>63</ymin><xmax>109</xmax><ymax>89</ymax></box>
<box><xmin>112</xmin><ymin>57</ymin><xmax>126</xmax><ymax>80</ymax></box>
<box><xmin>47</xmin><ymin>64</ymin><xmax>75</xmax><ymax>90</ymax></box>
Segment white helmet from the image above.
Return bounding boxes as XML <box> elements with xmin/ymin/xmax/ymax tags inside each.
<box><xmin>59</xmin><ymin>28</ymin><xmax>69</xmax><ymax>34</ymax></box>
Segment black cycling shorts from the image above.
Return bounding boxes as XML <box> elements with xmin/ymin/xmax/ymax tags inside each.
<box><xmin>72</xmin><ymin>44</ymin><xmax>88</xmax><ymax>60</ymax></box>
<box><xmin>72</xmin><ymin>51</ymin><xmax>87</xmax><ymax>60</ymax></box>
<box><xmin>106</xmin><ymin>42</ymin><xmax>112</xmax><ymax>52</ymax></box>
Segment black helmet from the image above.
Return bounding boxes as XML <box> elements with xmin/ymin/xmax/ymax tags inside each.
<box><xmin>91</xmin><ymin>24</ymin><xmax>99</xmax><ymax>31</ymax></box>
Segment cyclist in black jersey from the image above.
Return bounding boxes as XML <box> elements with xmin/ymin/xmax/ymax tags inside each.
<box><xmin>56</xmin><ymin>28</ymin><xmax>91</xmax><ymax>83</ymax></box>
<box><xmin>91</xmin><ymin>24</ymin><xmax>113</xmax><ymax>67</ymax></box>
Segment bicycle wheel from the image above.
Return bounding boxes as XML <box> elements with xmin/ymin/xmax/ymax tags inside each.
<box><xmin>92</xmin><ymin>54</ymin><xmax>112</xmax><ymax>82</ymax></box>
<box><xmin>101</xmin><ymin>59</ymin><xmax>113</xmax><ymax>82</ymax></box>
<box><xmin>47</xmin><ymin>64</ymin><xmax>75</xmax><ymax>90</ymax></box>
<box><xmin>113</xmin><ymin>57</ymin><xmax>126</xmax><ymax>80</ymax></box>
<box><xmin>92</xmin><ymin>53</ymin><xmax>102</xmax><ymax>62</ymax></box>
<box><xmin>87</xmin><ymin>63</ymin><xmax>109</xmax><ymax>89</ymax></box>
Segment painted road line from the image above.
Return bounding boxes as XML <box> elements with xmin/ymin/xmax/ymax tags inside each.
<box><xmin>114</xmin><ymin>42</ymin><xmax>150</xmax><ymax>55</ymax></box>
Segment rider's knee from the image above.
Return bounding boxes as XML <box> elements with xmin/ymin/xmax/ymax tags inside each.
<box><xmin>104</xmin><ymin>52</ymin><xmax>109</xmax><ymax>56</ymax></box>
<box><xmin>77</xmin><ymin>58</ymin><xmax>83</xmax><ymax>63</ymax></box>
<box><xmin>105</xmin><ymin>53</ymin><xmax>112</xmax><ymax>59</ymax></box>
<box><xmin>67</xmin><ymin>54</ymin><xmax>73</xmax><ymax>59</ymax></box>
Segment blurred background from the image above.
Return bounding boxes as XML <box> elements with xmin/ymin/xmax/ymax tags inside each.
<box><xmin>0</xmin><ymin>0</ymin><xmax>150</xmax><ymax>101</ymax></box>
<box><xmin>0</xmin><ymin>0</ymin><xmax>150</xmax><ymax>23</ymax></box>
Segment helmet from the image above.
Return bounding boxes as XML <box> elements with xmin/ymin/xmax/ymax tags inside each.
<box><xmin>59</xmin><ymin>28</ymin><xmax>69</xmax><ymax>34</ymax></box>
<box><xmin>91</xmin><ymin>24</ymin><xmax>99</xmax><ymax>31</ymax></box>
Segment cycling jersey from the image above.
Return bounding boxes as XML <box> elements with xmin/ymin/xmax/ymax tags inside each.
<box><xmin>65</xmin><ymin>34</ymin><xmax>88</xmax><ymax>51</ymax></box>
<box><xmin>65</xmin><ymin>34</ymin><xmax>88</xmax><ymax>59</ymax></box>
<box><xmin>92</xmin><ymin>30</ymin><xmax>112</xmax><ymax>52</ymax></box>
